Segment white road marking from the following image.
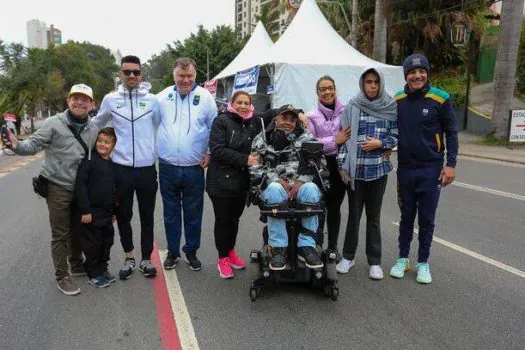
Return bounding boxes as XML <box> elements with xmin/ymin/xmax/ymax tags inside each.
<box><xmin>159</xmin><ymin>249</ymin><xmax>200</xmax><ymax>350</ymax></box>
<box><xmin>392</xmin><ymin>222</ymin><xmax>525</xmax><ymax>279</ymax></box>
<box><xmin>452</xmin><ymin>181</ymin><xmax>525</xmax><ymax>202</ymax></box>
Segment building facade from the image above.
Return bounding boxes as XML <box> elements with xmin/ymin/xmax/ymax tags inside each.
<box><xmin>235</xmin><ymin>0</ymin><xmax>299</xmax><ymax>39</ymax></box>
<box><xmin>26</xmin><ymin>19</ymin><xmax>62</xmax><ymax>48</ymax></box>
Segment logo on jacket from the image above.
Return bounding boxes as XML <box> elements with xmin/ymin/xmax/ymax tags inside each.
<box><xmin>193</xmin><ymin>95</ymin><xmax>200</xmax><ymax>106</ymax></box>
<box><xmin>422</xmin><ymin>108</ymin><xmax>429</xmax><ymax>116</ymax></box>
<box><xmin>116</xmin><ymin>104</ymin><xmax>124</xmax><ymax>109</ymax></box>
<box><xmin>139</xmin><ymin>102</ymin><xmax>146</xmax><ymax>108</ymax></box>
<box><xmin>167</xmin><ymin>93</ymin><xmax>174</xmax><ymax>100</ymax></box>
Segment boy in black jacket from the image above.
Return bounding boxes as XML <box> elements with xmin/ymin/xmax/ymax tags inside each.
<box><xmin>75</xmin><ymin>128</ymin><xmax>117</xmax><ymax>288</ymax></box>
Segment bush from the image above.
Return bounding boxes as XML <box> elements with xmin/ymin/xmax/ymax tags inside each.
<box><xmin>517</xmin><ymin>23</ymin><xmax>525</xmax><ymax>94</ymax></box>
<box><xmin>432</xmin><ymin>68</ymin><xmax>467</xmax><ymax>107</ymax></box>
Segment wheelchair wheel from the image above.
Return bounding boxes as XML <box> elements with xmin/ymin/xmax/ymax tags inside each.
<box><xmin>249</xmin><ymin>250</ymin><xmax>262</xmax><ymax>281</ymax></box>
<box><xmin>331</xmin><ymin>286</ymin><xmax>339</xmax><ymax>301</ymax></box>
<box><xmin>250</xmin><ymin>286</ymin><xmax>261</xmax><ymax>302</ymax></box>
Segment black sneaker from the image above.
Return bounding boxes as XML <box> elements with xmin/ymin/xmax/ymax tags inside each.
<box><xmin>298</xmin><ymin>246</ymin><xmax>324</xmax><ymax>269</ymax></box>
<box><xmin>103</xmin><ymin>270</ymin><xmax>116</xmax><ymax>283</ymax></box>
<box><xmin>269</xmin><ymin>247</ymin><xmax>287</xmax><ymax>271</ymax></box>
<box><xmin>119</xmin><ymin>258</ymin><xmax>136</xmax><ymax>280</ymax></box>
<box><xmin>163</xmin><ymin>251</ymin><xmax>181</xmax><ymax>270</ymax></box>
<box><xmin>139</xmin><ymin>260</ymin><xmax>157</xmax><ymax>277</ymax></box>
<box><xmin>88</xmin><ymin>275</ymin><xmax>110</xmax><ymax>288</ymax></box>
<box><xmin>184</xmin><ymin>251</ymin><xmax>202</xmax><ymax>271</ymax></box>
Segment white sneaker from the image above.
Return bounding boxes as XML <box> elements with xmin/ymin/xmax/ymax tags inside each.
<box><xmin>369</xmin><ymin>265</ymin><xmax>384</xmax><ymax>280</ymax></box>
<box><xmin>336</xmin><ymin>258</ymin><xmax>355</xmax><ymax>274</ymax></box>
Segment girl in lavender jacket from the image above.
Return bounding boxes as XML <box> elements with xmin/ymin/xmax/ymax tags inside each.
<box><xmin>307</xmin><ymin>76</ymin><xmax>351</xmax><ymax>259</ymax></box>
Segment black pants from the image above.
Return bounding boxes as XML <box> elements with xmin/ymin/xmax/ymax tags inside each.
<box><xmin>319</xmin><ymin>155</ymin><xmax>346</xmax><ymax>249</ymax></box>
<box><xmin>113</xmin><ymin>164</ymin><xmax>158</xmax><ymax>260</ymax></box>
<box><xmin>209</xmin><ymin>195</ymin><xmax>246</xmax><ymax>258</ymax></box>
<box><xmin>77</xmin><ymin>217</ymin><xmax>114</xmax><ymax>278</ymax></box>
<box><xmin>342</xmin><ymin>175</ymin><xmax>388</xmax><ymax>265</ymax></box>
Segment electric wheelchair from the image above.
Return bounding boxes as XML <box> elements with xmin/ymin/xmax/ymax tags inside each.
<box><xmin>247</xmin><ymin>142</ymin><xmax>339</xmax><ymax>302</ymax></box>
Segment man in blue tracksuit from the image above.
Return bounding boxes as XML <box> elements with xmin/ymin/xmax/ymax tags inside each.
<box><xmin>93</xmin><ymin>55</ymin><xmax>161</xmax><ymax>280</ymax></box>
<box><xmin>389</xmin><ymin>54</ymin><xmax>458</xmax><ymax>284</ymax></box>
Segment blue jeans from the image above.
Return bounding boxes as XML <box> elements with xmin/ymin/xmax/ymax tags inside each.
<box><xmin>261</xmin><ymin>182</ymin><xmax>321</xmax><ymax>248</ymax></box>
<box><xmin>159</xmin><ymin>162</ymin><xmax>204</xmax><ymax>256</ymax></box>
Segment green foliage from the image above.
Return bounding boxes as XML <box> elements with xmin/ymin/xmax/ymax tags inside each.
<box><xmin>0</xmin><ymin>40</ymin><xmax>118</xmax><ymax>119</ymax></box>
<box><xmin>432</xmin><ymin>68</ymin><xmax>467</xmax><ymax>106</ymax></box>
<box><xmin>146</xmin><ymin>25</ymin><xmax>243</xmax><ymax>93</ymax></box>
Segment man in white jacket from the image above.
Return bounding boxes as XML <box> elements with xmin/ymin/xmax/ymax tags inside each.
<box><xmin>157</xmin><ymin>57</ymin><xmax>217</xmax><ymax>271</ymax></box>
<box><xmin>93</xmin><ymin>55</ymin><xmax>161</xmax><ymax>280</ymax></box>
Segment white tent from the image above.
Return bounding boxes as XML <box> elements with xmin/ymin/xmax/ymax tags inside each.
<box><xmin>267</xmin><ymin>0</ymin><xmax>405</xmax><ymax>111</ymax></box>
<box><xmin>214</xmin><ymin>21</ymin><xmax>274</xmax><ymax>80</ymax></box>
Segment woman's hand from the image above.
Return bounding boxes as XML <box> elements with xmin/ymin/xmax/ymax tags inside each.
<box><xmin>247</xmin><ymin>153</ymin><xmax>260</xmax><ymax>166</ymax></box>
<box><xmin>335</xmin><ymin>126</ymin><xmax>351</xmax><ymax>145</ymax></box>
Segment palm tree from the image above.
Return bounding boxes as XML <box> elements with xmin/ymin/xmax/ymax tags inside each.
<box><xmin>373</xmin><ymin>0</ymin><xmax>387</xmax><ymax>62</ymax></box>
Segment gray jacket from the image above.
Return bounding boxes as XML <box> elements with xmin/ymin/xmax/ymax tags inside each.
<box><xmin>14</xmin><ymin>111</ymin><xmax>99</xmax><ymax>191</ymax></box>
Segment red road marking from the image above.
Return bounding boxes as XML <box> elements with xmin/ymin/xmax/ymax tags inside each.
<box><xmin>151</xmin><ymin>242</ymin><xmax>182</xmax><ymax>350</ymax></box>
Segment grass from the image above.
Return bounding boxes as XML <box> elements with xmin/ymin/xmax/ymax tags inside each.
<box><xmin>476</xmin><ymin>134</ymin><xmax>525</xmax><ymax>147</ymax></box>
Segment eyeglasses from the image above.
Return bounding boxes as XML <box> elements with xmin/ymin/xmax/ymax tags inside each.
<box><xmin>122</xmin><ymin>69</ymin><xmax>141</xmax><ymax>77</ymax></box>
<box><xmin>318</xmin><ymin>86</ymin><xmax>335</xmax><ymax>93</ymax></box>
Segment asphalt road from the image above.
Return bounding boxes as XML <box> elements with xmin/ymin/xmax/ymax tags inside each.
<box><xmin>0</xmin><ymin>153</ymin><xmax>524</xmax><ymax>350</ymax></box>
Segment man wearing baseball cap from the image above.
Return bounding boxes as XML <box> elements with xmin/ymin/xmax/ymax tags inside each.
<box><xmin>249</xmin><ymin>104</ymin><xmax>330</xmax><ymax>271</ymax></box>
<box><xmin>390</xmin><ymin>54</ymin><xmax>458</xmax><ymax>284</ymax></box>
<box><xmin>2</xmin><ymin>83</ymin><xmax>99</xmax><ymax>296</ymax></box>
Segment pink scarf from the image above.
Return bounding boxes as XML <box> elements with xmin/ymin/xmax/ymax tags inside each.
<box><xmin>227</xmin><ymin>102</ymin><xmax>254</xmax><ymax>120</ymax></box>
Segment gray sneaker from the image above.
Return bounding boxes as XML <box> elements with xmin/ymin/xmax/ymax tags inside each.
<box><xmin>139</xmin><ymin>260</ymin><xmax>157</xmax><ymax>278</ymax></box>
<box><xmin>57</xmin><ymin>276</ymin><xmax>81</xmax><ymax>296</ymax></box>
<box><xmin>119</xmin><ymin>258</ymin><xmax>136</xmax><ymax>280</ymax></box>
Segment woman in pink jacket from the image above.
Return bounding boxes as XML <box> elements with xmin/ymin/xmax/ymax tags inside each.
<box><xmin>307</xmin><ymin>76</ymin><xmax>351</xmax><ymax>259</ymax></box>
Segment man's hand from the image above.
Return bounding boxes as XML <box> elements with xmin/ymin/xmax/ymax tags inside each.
<box><xmin>383</xmin><ymin>149</ymin><xmax>392</xmax><ymax>160</ymax></box>
<box><xmin>339</xmin><ymin>169</ymin><xmax>350</xmax><ymax>184</ymax></box>
<box><xmin>438</xmin><ymin>166</ymin><xmax>456</xmax><ymax>187</ymax></box>
<box><xmin>298</xmin><ymin>113</ymin><xmax>309</xmax><ymax>128</ymax></box>
<box><xmin>289</xmin><ymin>181</ymin><xmax>304</xmax><ymax>200</ymax></box>
<box><xmin>81</xmin><ymin>213</ymin><xmax>93</xmax><ymax>224</ymax></box>
<box><xmin>276</xmin><ymin>179</ymin><xmax>291</xmax><ymax>198</ymax></box>
<box><xmin>1</xmin><ymin>127</ymin><xmax>17</xmax><ymax>149</ymax></box>
<box><xmin>360</xmin><ymin>136</ymin><xmax>383</xmax><ymax>152</ymax></box>
<box><xmin>335</xmin><ymin>126</ymin><xmax>351</xmax><ymax>145</ymax></box>
<box><xmin>200</xmin><ymin>154</ymin><xmax>211</xmax><ymax>168</ymax></box>
<box><xmin>112</xmin><ymin>215</ymin><xmax>117</xmax><ymax>224</ymax></box>
<box><xmin>247</xmin><ymin>153</ymin><xmax>260</xmax><ymax>166</ymax></box>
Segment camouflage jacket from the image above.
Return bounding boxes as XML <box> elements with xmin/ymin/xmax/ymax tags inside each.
<box><xmin>249</xmin><ymin>127</ymin><xmax>330</xmax><ymax>190</ymax></box>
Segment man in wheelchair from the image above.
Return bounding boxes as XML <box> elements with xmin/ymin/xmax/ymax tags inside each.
<box><xmin>249</xmin><ymin>105</ymin><xmax>329</xmax><ymax>271</ymax></box>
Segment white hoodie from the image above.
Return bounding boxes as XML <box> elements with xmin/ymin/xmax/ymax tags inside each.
<box><xmin>156</xmin><ymin>85</ymin><xmax>217</xmax><ymax>166</ymax></box>
<box><xmin>93</xmin><ymin>82</ymin><xmax>160</xmax><ymax>167</ymax></box>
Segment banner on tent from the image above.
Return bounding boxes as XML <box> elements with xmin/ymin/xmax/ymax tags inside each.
<box><xmin>204</xmin><ymin>80</ymin><xmax>218</xmax><ymax>97</ymax></box>
<box><xmin>232</xmin><ymin>66</ymin><xmax>260</xmax><ymax>95</ymax></box>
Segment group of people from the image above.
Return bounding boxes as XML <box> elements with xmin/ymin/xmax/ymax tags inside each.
<box><xmin>1</xmin><ymin>52</ymin><xmax>457</xmax><ymax>296</ymax></box>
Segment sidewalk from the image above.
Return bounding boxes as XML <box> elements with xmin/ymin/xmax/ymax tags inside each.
<box><xmin>458</xmin><ymin>132</ymin><xmax>525</xmax><ymax>165</ymax></box>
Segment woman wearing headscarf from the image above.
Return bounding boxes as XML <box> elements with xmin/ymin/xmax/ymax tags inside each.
<box><xmin>336</xmin><ymin>68</ymin><xmax>398</xmax><ymax>280</ymax></box>
<box><xmin>307</xmin><ymin>76</ymin><xmax>350</xmax><ymax>260</ymax></box>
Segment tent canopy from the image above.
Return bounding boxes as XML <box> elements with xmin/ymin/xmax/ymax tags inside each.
<box><xmin>214</xmin><ymin>21</ymin><xmax>274</xmax><ymax>80</ymax></box>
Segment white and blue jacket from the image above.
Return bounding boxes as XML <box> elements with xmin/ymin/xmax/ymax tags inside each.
<box><xmin>93</xmin><ymin>82</ymin><xmax>160</xmax><ymax>168</ymax></box>
<box><xmin>156</xmin><ymin>85</ymin><xmax>217</xmax><ymax>166</ymax></box>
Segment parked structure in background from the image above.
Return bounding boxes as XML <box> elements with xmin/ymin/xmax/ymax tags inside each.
<box><xmin>26</xmin><ymin>19</ymin><xmax>62</xmax><ymax>49</ymax></box>
<box><xmin>235</xmin><ymin>0</ymin><xmax>297</xmax><ymax>39</ymax></box>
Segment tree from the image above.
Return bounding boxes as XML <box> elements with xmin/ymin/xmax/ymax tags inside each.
<box><xmin>491</xmin><ymin>0</ymin><xmax>525</xmax><ymax>138</ymax></box>
<box><xmin>351</xmin><ymin>0</ymin><xmax>358</xmax><ymax>47</ymax></box>
<box><xmin>373</xmin><ymin>0</ymin><xmax>387</xmax><ymax>62</ymax></box>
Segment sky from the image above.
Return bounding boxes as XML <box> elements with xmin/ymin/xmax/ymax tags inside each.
<box><xmin>0</xmin><ymin>0</ymin><xmax>235</xmax><ymax>62</ymax></box>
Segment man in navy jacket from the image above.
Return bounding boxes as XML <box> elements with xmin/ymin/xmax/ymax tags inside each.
<box><xmin>389</xmin><ymin>54</ymin><xmax>458</xmax><ymax>284</ymax></box>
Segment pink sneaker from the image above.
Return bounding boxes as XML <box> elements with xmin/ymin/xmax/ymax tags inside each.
<box><xmin>217</xmin><ymin>257</ymin><xmax>234</xmax><ymax>279</ymax></box>
<box><xmin>228</xmin><ymin>250</ymin><xmax>246</xmax><ymax>270</ymax></box>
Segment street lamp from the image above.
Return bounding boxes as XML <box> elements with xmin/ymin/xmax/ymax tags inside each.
<box><xmin>448</xmin><ymin>20</ymin><xmax>474</xmax><ymax>131</ymax></box>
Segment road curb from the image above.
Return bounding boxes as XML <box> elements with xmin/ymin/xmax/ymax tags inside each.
<box><xmin>458</xmin><ymin>151</ymin><xmax>525</xmax><ymax>165</ymax></box>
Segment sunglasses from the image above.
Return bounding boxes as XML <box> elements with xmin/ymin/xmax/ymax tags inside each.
<box><xmin>122</xmin><ymin>69</ymin><xmax>141</xmax><ymax>77</ymax></box>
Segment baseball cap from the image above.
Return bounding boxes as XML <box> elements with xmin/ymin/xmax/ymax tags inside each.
<box><xmin>277</xmin><ymin>104</ymin><xmax>299</xmax><ymax>119</ymax></box>
<box><xmin>68</xmin><ymin>84</ymin><xmax>93</xmax><ymax>100</ymax></box>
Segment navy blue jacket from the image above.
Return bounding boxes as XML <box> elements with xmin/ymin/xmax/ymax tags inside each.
<box><xmin>395</xmin><ymin>84</ymin><xmax>458</xmax><ymax>169</ymax></box>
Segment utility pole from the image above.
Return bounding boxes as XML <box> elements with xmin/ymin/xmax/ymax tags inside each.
<box><xmin>351</xmin><ymin>0</ymin><xmax>358</xmax><ymax>47</ymax></box>
<box><xmin>492</xmin><ymin>0</ymin><xmax>525</xmax><ymax>138</ymax></box>
<box><xmin>373</xmin><ymin>0</ymin><xmax>387</xmax><ymax>62</ymax></box>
